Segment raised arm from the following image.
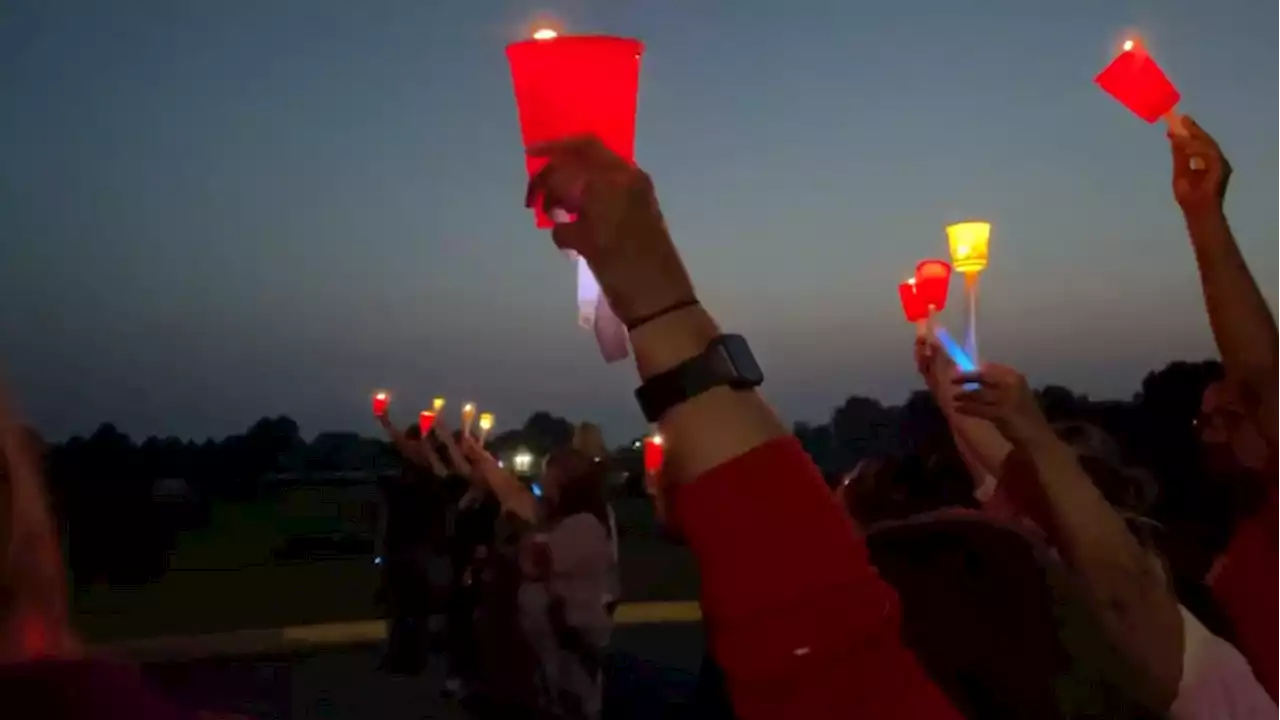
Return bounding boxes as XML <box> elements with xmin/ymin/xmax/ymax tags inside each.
<box><xmin>375</xmin><ymin>413</ymin><xmax>433</xmax><ymax>470</ymax></box>
<box><xmin>1171</xmin><ymin>118</ymin><xmax>1278</xmax><ymax>448</ymax></box>
<box><xmin>525</xmin><ymin>135</ymin><xmax>959</xmax><ymax>720</ymax></box>
<box><xmin>0</xmin><ymin>383</ymin><xmax>80</xmax><ymax>661</ymax></box>
<box><xmin>953</xmin><ymin>365</ymin><xmax>1183</xmax><ymax>710</ymax></box>
<box><xmin>457</xmin><ymin>436</ymin><xmax>536</xmax><ymax>523</ymax></box>
<box><xmin>418</xmin><ymin>435</ymin><xmax>449</xmax><ymax>477</ymax></box>
<box><xmin>432</xmin><ymin>421</ymin><xmax>472</xmax><ymax>477</ymax></box>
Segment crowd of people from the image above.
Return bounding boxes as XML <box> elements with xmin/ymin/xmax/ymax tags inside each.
<box><xmin>0</xmin><ymin>115</ymin><xmax>1275</xmax><ymax>720</ymax></box>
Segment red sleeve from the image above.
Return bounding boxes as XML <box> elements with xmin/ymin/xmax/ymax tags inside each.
<box><xmin>1210</xmin><ymin>490</ymin><xmax>1278</xmax><ymax>700</ymax></box>
<box><xmin>671</xmin><ymin>437</ymin><xmax>961</xmax><ymax>720</ymax></box>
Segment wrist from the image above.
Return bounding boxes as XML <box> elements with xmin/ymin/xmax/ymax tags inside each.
<box><xmin>1183</xmin><ymin>206</ymin><xmax>1228</xmax><ymax>232</ymax></box>
<box><xmin>1019</xmin><ymin>425</ymin><xmax>1071</xmax><ymax>462</ymax></box>
<box><xmin>630</xmin><ymin>304</ymin><xmax>721</xmax><ymax>381</ymax></box>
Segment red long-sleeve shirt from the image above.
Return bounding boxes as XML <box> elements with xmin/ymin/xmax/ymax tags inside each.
<box><xmin>670</xmin><ymin>436</ymin><xmax>960</xmax><ymax>719</ymax></box>
<box><xmin>1209</xmin><ymin>487</ymin><xmax>1278</xmax><ymax>700</ymax></box>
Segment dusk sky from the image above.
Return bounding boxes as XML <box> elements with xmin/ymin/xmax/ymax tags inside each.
<box><xmin>2</xmin><ymin>0</ymin><xmax>1275</xmax><ymax>444</ymax></box>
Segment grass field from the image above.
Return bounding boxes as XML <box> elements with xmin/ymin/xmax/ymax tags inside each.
<box><xmin>74</xmin><ymin>490</ymin><xmax>699</xmax><ymax>642</ymax></box>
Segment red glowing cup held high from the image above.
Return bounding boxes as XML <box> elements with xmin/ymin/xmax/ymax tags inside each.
<box><xmin>372</xmin><ymin>392</ymin><xmax>390</xmax><ymax>417</ymax></box>
<box><xmin>898</xmin><ymin>278</ymin><xmax>929</xmax><ymax>324</ymax></box>
<box><xmin>418</xmin><ymin>411</ymin><xmax>437</xmax><ymax>436</ymax></box>
<box><xmin>643</xmin><ymin>434</ymin><xmax>665</xmax><ymax>474</ymax></box>
<box><xmin>914</xmin><ymin>259</ymin><xmax>953</xmax><ymax>313</ymax></box>
<box><xmin>1095</xmin><ymin>39</ymin><xmax>1182</xmax><ymax>127</ymax></box>
<box><xmin>506</xmin><ymin>31</ymin><xmax>645</xmax><ymax>228</ymax></box>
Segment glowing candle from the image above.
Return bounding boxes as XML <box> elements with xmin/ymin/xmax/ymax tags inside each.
<box><xmin>505</xmin><ymin>32</ymin><xmax>645</xmax><ymax>228</ymax></box>
<box><xmin>643</xmin><ymin>433</ymin><xmax>665</xmax><ymax>475</ymax></box>
<box><xmin>478</xmin><ymin>413</ymin><xmax>495</xmax><ymax>444</ymax></box>
<box><xmin>372</xmin><ymin>391</ymin><xmax>390</xmax><ymax>417</ymax></box>
<box><xmin>418</xmin><ymin>410</ymin><xmax>437</xmax><ymax>436</ymax></box>
<box><xmin>946</xmin><ymin>221</ymin><xmax>992</xmax><ymax>362</ymax></box>
<box><xmin>432</xmin><ymin>397</ymin><xmax>446</xmax><ymax>413</ymax></box>
<box><xmin>914</xmin><ymin>259</ymin><xmax>952</xmax><ymax>313</ymax></box>
<box><xmin>461</xmin><ymin>402</ymin><xmax>477</xmax><ymax>437</ymax></box>
<box><xmin>899</xmin><ymin>277</ymin><xmax>929</xmax><ymax>337</ymax></box>
<box><xmin>1095</xmin><ymin>38</ymin><xmax>1183</xmax><ymax>132</ymax></box>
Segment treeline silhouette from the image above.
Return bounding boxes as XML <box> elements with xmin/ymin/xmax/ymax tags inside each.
<box><xmin>40</xmin><ymin>361</ymin><xmax>1234</xmax><ymax>590</ymax></box>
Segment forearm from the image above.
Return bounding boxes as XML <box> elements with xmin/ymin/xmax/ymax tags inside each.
<box><xmin>1186</xmin><ymin>210</ymin><xmax>1279</xmax><ymax>439</ymax></box>
<box><xmin>436</xmin><ymin>432</ymin><xmax>472</xmax><ymax>476</ymax></box>
<box><xmin>420</xmin><ymin>442</ymin><xmax>448</xmax><ymax>477</ymax></box>
<box><xmin>1022</xmin><ymin>438</ymin><xmax>1182</xmax><ymax>706</ymax></box>
<box><xmin>630</xmin><ymin>305</ymin><xmax>789</xmax><ymax>482</ymax></box>
<box><xmin>1</xmin><ymin>427</ymin><xmax>77</xmax><ymax>658</ymax></box>
<box><xmin>483</xmin><ymin>469</ymin><xmax>536</xmax><ymax>523</ymax></box>
<box><xmin>945</xmin><ymin>410</ymin><xmax>1012</xmax><ymax>490</ymax></box>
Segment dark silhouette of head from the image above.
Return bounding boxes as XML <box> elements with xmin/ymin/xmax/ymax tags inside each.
<box><xmin>541</xmin><ymin>447</ymin><xmax>609</xmax><ymax>527</ymax></box>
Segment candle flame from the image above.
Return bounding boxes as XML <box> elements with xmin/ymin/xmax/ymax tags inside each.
<box><xmin>1122</xmin><ymin>39</ymin><xmax>1134</xmax><ymax>52</ymax></box>
<box><xmin>533</xmin><ymin>28</ymin><xmax>558</xmax><ymax>40</ymax></box>
<box><xmin>651</xmin><ymin>434</ymin><xmax>663</xmax><ymax>446</ymax></box>
<box><xmin>463</xmin><ymin>402</ymin><xmax>476</xmax><ymax>412</ymax></box>
<box><xmin>375</xmin><ymin>392</ymin><xmax>388</xmax><ymax>401</ymax></box>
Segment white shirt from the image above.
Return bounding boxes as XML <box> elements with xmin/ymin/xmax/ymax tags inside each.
<box><xmin>1171</xmin><ymin>606</ymin><xmax>1276</xmax><ymax>719</ymax></box>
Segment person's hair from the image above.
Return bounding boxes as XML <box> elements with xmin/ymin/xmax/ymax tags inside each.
<box><xmin>572</xmin><ymin>422</ymin><xmax>608</xmax><ymax>460</ymax></box>
<box><xmin>840</xmin><ymin>449</ymin><xmax>977</xmax><ymax>527</ymax></box>
<box><xmin>543</xmin><ymin>447</ymin><xmax>610</xmax><ymax>529</ymax></box>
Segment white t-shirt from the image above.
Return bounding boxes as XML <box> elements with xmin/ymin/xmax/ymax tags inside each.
<box><xmin>1171</xmin><ymin>606</ymin><xmax>1276</xmax><ymax>719</ymax></box>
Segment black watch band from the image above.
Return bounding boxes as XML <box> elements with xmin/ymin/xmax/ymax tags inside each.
<box><xmin>634</xmin><ymin>334</ymin><xmax>764</xmax><ymax>423</ymax></box>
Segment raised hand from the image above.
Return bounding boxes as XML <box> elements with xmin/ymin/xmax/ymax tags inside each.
<box><xmin>525</xmin><ymin>135</ymin><xmax>697</xmax><ymax>327</ymax></box>
<box><xmin>952</xmin><ymin>364</ymin><xmax>1055</xmax><ymax>449</ymax></box>
<box><xmin>913</xmin><ymin>336</ymin><xmax>954</xmax><ymax>399</ymax></box>
<box><xmin>1170</xmin><ymin>116</ymin><xmax>1231</xmax><ymax>217</ymax></box>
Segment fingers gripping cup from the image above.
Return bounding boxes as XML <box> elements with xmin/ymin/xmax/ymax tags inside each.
<box><xmin>506</xmin><ymin>32</ymin><xmax>645</xmax><ymax>228</ymax></box>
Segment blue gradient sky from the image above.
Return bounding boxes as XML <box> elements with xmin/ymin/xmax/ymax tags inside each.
<box><xmin>1</xmin><ymin>0</ymin><xmax>1275</xmax><ymax>443</ymax></box>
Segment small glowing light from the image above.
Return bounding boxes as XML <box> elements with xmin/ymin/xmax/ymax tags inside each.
<box><xmin>945</xmin><ymin>221</ymin><xmax>992</xmax><ymax>275</ymax></box>
<box><xmin>432</xmin><ymin>397</ymin><xmax>445</xmax><ymax>412</ymax></box>
<box><xmin>652</xmin><ymin>434</ymin><xmax>664</xmax><ymax>446</ymax></box>
<box><xmin>463</xmin><ymin>402</ymin><xmax>476</xmax><ymax>413</ymax></box>
<box><xmin>533</xmin><ymin>28</ymin><xmax>558</xmax><ymax>40</ymax></box>
<box><xmin>513</xmin><ymin>450</ymin><xmax>535</xmax><ymax>474</ymax></box>
<box><xmin>375</xmin><ymin>392</ymin><xmax>388</xmax><ymax>401</ymax></box>
<box><xmin>478</xmin><ymin>413</ymin><xmax>494</xmax><ymax>431</ymax></box>
<box><xmin>1122</xmin><ymin>39</ymin><xmax>1134</xmax><ymax>52</ymax></box>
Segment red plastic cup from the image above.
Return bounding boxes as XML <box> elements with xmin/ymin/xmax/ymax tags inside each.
<box><xmin>914</xmin><ymin>260</ymin><xmax>953</xmax><ymax>313</ymax></box>
<box><xmin>418</xmin><ymin>411</ymin><xmax>437</xmax><ymax>436</ymax></box>
<box><xmin>898</xmin><ymin>280</ymin><xmax>929</xmax><ymax>323</ymax></box>
<box><xmin>506</xmin><ymin>35</ymin><xmax>645</xmax><ymax>228</ymax></box>
<box><xmin>372</xmin><ymin>392</ymin><xmax>389</xmax><ymax>417</ymax></box>
<box><xmin>1095</xmin><ymin>43</ymin><xmax>1181</xmax><ymax>124</ymax></box>
<box><xmin>643</xmin><ymin>434</ymin><xmax>664</xmax><ymax>474</ymax></box>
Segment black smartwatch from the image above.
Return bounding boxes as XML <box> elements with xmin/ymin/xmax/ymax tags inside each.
<box><xmin>634</xmin><ymin>334</ymin><xmax>764</xmax><ymax>423</ymax></box>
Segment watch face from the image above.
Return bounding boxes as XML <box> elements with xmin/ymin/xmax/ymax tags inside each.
<box><xmin>719</xmin><ymin>334</ymin><xmax>764</xmax><ymax>387</ymax></box>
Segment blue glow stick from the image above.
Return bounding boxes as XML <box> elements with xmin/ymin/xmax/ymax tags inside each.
<box><xmin>933</xmin><ymin>326</ymin><xmax>977</xmax><ymax>372</ymax></box>
<box><xmin>531</xmin><ymin>482</ymin><xmax>544</xmax><ymax>498</ymax></box>
<box><xmin>934</xmin><ymin>325</ymin><xmax>981</xmax><ymax>390</ymax></box>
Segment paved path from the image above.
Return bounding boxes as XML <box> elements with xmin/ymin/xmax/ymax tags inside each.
<box><xmin>141</xmin><ymin>623</ymin><xmax>710</xmax><ymax>720</ymax></box>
